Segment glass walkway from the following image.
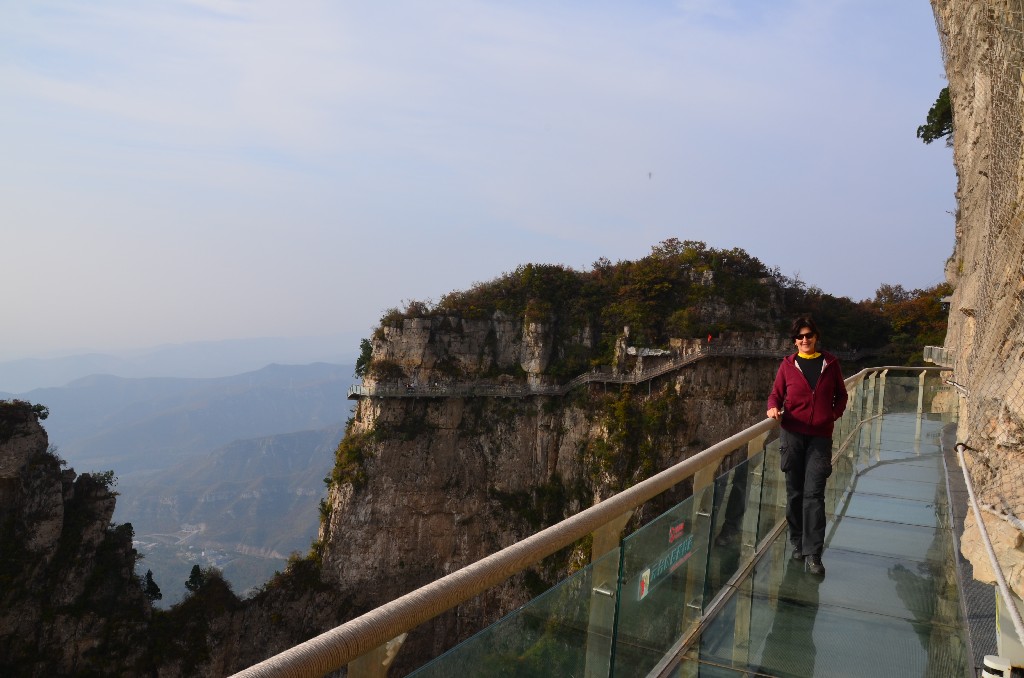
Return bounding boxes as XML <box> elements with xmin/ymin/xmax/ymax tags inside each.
<box><xmin>685</xmin><ymin>411</ymin><xmax>965</xmax><ymax>677</ymax></box>
<box><xmin>406</xmin><ymin>371</ymin><xmax>967</xmax><ymax>678</ymax></box>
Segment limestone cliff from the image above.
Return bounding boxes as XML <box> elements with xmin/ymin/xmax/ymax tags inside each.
<box><xmin>320</xmin><ymin>343</ymin><xmax>785</xmax><ymax>671</ymax></box>
<box><xmin>0</xmin><ymin>401</ymin><xmax>151</xmax><ymax>675</ymax></box>
<box><xmin>931</xmin><ymin>1</ymin><xmax>1024</xmax><ymax>596</ymax></box>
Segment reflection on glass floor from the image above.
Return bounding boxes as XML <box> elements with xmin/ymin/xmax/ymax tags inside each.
<box><xmin>683</xmin><ymin>413</ymin><xmax>967</xmax><ymax>677</ymax></box>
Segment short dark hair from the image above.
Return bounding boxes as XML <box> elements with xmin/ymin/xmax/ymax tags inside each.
<box><xmin>790</xmin><ymin>316</ymin><xmax>820</xmax><ymax>340</ymax></box>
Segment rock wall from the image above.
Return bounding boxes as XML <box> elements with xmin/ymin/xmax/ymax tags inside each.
<box><xmin>369</xmin><ymin>311</ymin><xmax>564</xmax><ymax>385</ymax></box>
<box><xmin>319</xmin><ymin>335</ymin><xmax>782</xmax><ymax>672</ymax></box>
<box><xmin>931</xmin><ymin>0</ymin><xmax>1024</xmax><ymax>596</ymax></box>
<box><xmin>0</xmin><ymin>404</ymin><xmax>151</xmax><ymax>676</ymax></box>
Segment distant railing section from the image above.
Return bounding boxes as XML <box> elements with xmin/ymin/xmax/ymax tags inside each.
<box><xmin>349</xmin><ymin>346</ymin><xmax>862</xmax><ymax>400</ymax></box>
<box><xmin>923</xmin><ymin>345</ymin><xmax>955</xmax><ymax>367</ymax></box>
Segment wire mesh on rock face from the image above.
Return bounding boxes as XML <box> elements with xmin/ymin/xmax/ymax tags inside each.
<box><xmin>933</xmin><ymin>0</ymin><xmax>1024</xmax><ymax>524</ymax></box>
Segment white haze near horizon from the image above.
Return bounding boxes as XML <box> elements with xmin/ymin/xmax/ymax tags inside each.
<box><xmin>1</xmin><ymin>0</ymin><xmax>955</xmax><ymax>363</ymax></box>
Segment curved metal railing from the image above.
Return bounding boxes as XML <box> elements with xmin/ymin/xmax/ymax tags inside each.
<box><xmin>956</xmin><ymin>443</ymin><xmax>1024</xmax><ymax>643</ymax></box>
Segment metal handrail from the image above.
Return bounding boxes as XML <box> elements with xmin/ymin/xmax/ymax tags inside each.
<box><xmin>956</xmin><ymin>443</ymin><xmax>1024</xmax><ymax>642</ymax></box>
<box><xmin>234</xmin><ymin>366</ymin><xmax>942</xmax><ymax>678</ymax></box>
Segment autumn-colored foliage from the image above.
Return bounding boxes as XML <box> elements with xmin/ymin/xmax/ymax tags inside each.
<box><xmin>870</xmin><ymin>282</ymin><xmax>953</xmax><ymax>364</ymax></box>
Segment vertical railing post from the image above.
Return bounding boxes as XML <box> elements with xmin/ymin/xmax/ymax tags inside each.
<box><xmin>864</xmin><ymin>371</ymin><xmax>876</xmax><ymax>417</ymax></box>
<box><xmin>742</xmin><ymin>433</ymin><xmax>767</xmax><ymax>553</ymax></box>
<box><xmin>872</xmin><ymin>370</ymin><xmax>887</xmax><ymax>461</ymax></box>
<box><xmin>876</xmin><ymin>369</ymin><xmax>888</xmax><ymax>417</ymax></box>
<box><xmin>863</xmin><ymin>372</ymin><xmax>877</xmax><ymax>461</ymax></box>
<box><xmin>685</xmin><ymin>461</ymin><xmax>718</xmax><ymax>628</ymax></box>
<box><xmin>847</xmin><ymin>381</ymin><xmax>860</xmax><ymax>438</ymax></box>
<box><xmin>584</xmin><ymin>510</ymin><xmax>633</xmax><ymax>678</ymax></box>
<box><xmin>668</xmin><ymin>461</ymin><xmax>718</xmax><ymax>678</ymax></box>
<box><xmin>347</xmin><ymin>634</ymin><xmax>407</xmax><ymax>678</ymax></box>
<box><xmin>728</xmin><ymin>432</ymin><xmax>768</xmax><ymax>668</ymax></box>
<box><xmin>917</xmin><ymin>370</ymin><xmax>927</xmax><ymax>415</ymax></box>
<box><xmin>914</xmin><ymin>370</ymin><xmax>927</xmax><ymax>448</ymax></box>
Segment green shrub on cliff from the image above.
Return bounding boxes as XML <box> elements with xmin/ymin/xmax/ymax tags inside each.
<box><xmin>373</xmin><ymin>239</ymin><xmax>892</xmax><ymax>377</ymax></box>
<box><xmin>870</xmin><ymin>282</ymin><xmax>953</xmax><ymax>364</ymax></box>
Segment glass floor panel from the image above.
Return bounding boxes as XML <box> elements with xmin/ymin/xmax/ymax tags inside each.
<box><xmin>845</xmin><ymin>477</ymin><xmax>948</xmax><ymax>504</ymax></box>
<box><xmin>855</xmin><ymin>431</ymin><xmax>943</xmax><ymax>445</ymax></box>
<box><xmin>825</xmin><ymin>515</ymin><xmax>953</xmax><ymax>563</ymax></box>
<box><xmin>848</xmin><ymin>460</ymin><xmax>943</xmax><ymax>482</ymax></box>
<box><xmin>695</xmin><ymin>575</ymin><xmax>968</xmax><ymax>678</ymax></box>
<box><xmin>683</xmin><ymin>412</ymin><xmax>967</xmax><ymax>677</ymax></box>
<box><xmin>746</xmin><ymin>540</ymin><xmax>960</xmax><ymax>626</ymax></box>
<box><xmin>827</xmin><ymin>493</ymin><xmax>950</xmax><ymax>529</ymax></box>
<box><xmin>848</xmin><ymin>445</ymin><xmax>944</xmax><ymax>464</ymax></box>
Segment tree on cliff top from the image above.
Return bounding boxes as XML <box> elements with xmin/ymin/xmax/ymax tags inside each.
<box><xmin>871</xmin><ymin>282</ymin><xmax>953</xmax><ymax>364</ymax></box>
<box><xmin>144</xmin><ymin>569</ymin><xmax>163</xmax><ymax>601</ymax></box>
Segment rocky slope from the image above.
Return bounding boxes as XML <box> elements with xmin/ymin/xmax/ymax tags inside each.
<box><xmin>931</xmin><ymin>0</ymin><xmax>1024</xmax><ymax>596</ymax></box>
<box><xmin>0</xmin><ymin>401</ymin><xmax>152</xmax><ymax>676</ymax></box>
<box><xmin>0</xmin><ymin>399</ymin><xmax>352</xmax><ymax>676</ymax></box>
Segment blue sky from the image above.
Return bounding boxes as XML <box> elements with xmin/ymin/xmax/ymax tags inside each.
<box><xmin>0</xmin><ymin>0</ymin><xmax>955</xmax><ymax>361</ymax></box>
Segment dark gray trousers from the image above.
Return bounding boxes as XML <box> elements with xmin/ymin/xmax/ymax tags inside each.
<box><xmin>781</xmin><ymin>429</ymin><xmax>833</xmax><ymax>557</ymax></box>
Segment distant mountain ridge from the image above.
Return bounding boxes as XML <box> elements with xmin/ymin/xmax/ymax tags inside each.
<box><xmin>3</xmin><ymin>362</ymin><xmax>355</xmax><ymax>476</ymax></box>
<box><xmin>0</xmin><ymin>333</ymin><xmax>360</xmax><ymax>392</ymax></box>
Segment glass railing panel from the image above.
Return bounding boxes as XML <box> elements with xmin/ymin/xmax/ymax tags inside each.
<box><xmin>834</xmin><ymin>404</ymin><xmax>854</xmax><ymax>452</ymax></box>
<box><xmin>880</xmin><ymin>375</ymin><xmax>923</xmax><ymax>413</ymax></box>
<box><xmin>610</xmin><ymin>484</ymin><xmax>713</xmax><ymax>678</ymax></box>
<box><xmin>705</xmin><ymin>452</ymin><xmax>765</xmax><ymax>597</ymax></box>
<box><xmin>824</xmin><ymin>444</ymin><xmax>856</xmax><ymax>518</ymax></box>
<box><xmin>756</xmin><ymin>438</ymin><xmax>786</xmax><ymax>546</ymax></box>
<box><xmin>409</xmin><ymin>548</ymin><xmax>622</xmax><ymax>678</ymax></box>
<box><xmin>873</xmin><ymin>414</ymin><xmax>945</xmax><ymax>441</ymax></box>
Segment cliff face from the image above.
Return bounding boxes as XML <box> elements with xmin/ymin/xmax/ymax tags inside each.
<box><xmin>318</xmin><ymin>314</ymin><xmax>789</xmax><ymax>671</ymax></box>
<box><xmin>0</xmin><ymin>403</ymin><xmax>151</xmax><ymax>676</ymax></box>
<box><xmin>931</xmin><ymin>1</ymin><xmax>1024</xmax><ymax>595</ymax></box>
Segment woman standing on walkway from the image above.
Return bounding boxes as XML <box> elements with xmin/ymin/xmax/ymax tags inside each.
<box><xmin>766</xmin><ymin>316</ymin><xmax>848</xmax><ymax>576</ymax></box>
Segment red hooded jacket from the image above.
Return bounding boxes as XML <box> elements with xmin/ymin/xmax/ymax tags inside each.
<box><xmin>767</xmin><ymin>351</ymin><xmax>848</xmax><ymax>437</ymax></box>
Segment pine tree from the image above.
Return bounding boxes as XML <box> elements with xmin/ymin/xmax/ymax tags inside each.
<box><xmin>143</xmin><ymin>569</ymin><xmax>162</xmax><ymax>601</ymax></box>
<box><xmin>185</xmin><ymin>564</ymin><xmax>206</xmax><ymax>593</ymax></box>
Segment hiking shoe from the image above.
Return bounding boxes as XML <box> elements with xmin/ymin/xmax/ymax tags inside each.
<box><xmin>806</xmin><ymin>554</ymin><xmax>825</xmax><ymax>576</ymax></box>
<box><xmin>715</xmin><ymin>530</ymin><xmax>736</xmax><ymax>546</ymax></box>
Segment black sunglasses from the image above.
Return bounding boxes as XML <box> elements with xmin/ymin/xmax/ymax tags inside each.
<box><xmin>793</xmin><ymin>332</ymin><xmax>816</xmax><ymax>340</ymax></box>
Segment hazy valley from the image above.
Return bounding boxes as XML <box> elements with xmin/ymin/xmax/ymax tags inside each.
<box><xmin>1</xmin><ymin>361</ymin><xmax>354</xmax><ymax>604</ymax></box>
